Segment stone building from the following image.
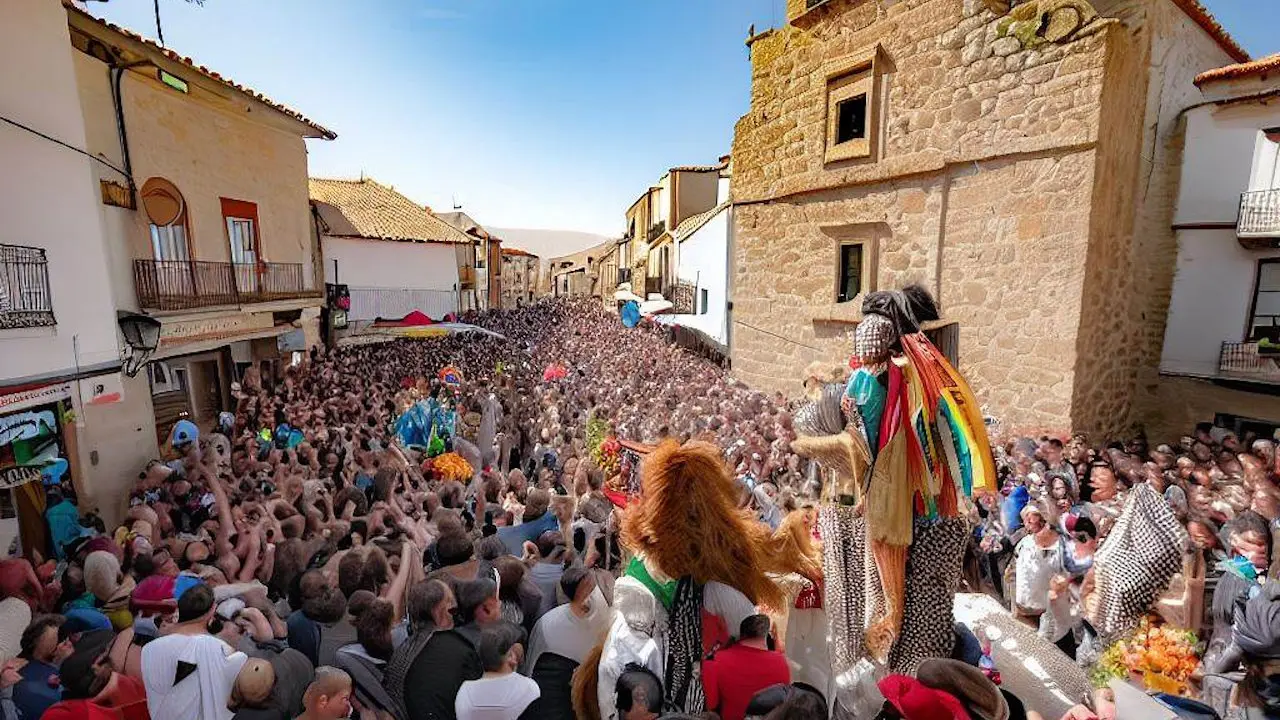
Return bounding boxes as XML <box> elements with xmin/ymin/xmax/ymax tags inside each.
<box><xmin>730</xmin><ymin>0</ymin><xmax>1248</xmax><ymax>437</ymax></box>
<box><xmin>499</xmin><ymin>246</ymin><xmax>540</xmax><ymax>308</ymax></box>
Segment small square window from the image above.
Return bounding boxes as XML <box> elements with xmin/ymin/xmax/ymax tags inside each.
<box><xmin>837</xmin><ymin>244</ymin><xmax>864</xmax><ymax>303</ymax></box>
<box><xmin>835</xmin><ymin>95</ymin><xmax>867</xmax><ymax>145</ymax></box>
<box><xmin>824</xmin><ymin>48</ymin><xmax>879</xmax><ymax>164</ymax></box>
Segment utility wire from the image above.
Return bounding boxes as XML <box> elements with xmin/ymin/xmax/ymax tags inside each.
<box><xmin>733</xmin><ymin>318</ymin><xmax>825</xmax><ymax>352</ymax></box>
<box><xmin>0</xmin><ymin>115</ymin><xmax>133</xmax><ymax>183</ymax></box>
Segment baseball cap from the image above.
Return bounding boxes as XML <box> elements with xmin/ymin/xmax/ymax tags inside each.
<box><xmin>172</xmin><ymin>420</ymin><xmax>199</xmax><ymax>447</ymax></box>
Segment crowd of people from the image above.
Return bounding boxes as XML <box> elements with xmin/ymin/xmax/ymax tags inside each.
<box><xmin>0</xmin><ymin>296</ymin><xmax>1276</xmax><ymax>720</ymax></box>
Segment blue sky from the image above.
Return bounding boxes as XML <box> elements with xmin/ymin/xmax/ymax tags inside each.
<box><xmin>89</xmin><ymin>0</ymin><xmax>1275</xmax><ymax>237</ymax></box>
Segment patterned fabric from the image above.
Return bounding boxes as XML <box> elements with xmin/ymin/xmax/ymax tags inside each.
<box><xmin>1088</xmin><ymin>483</ymin><xmax>1188</xmax><ymax>639</ymax></box>
<box><xmin>888</xmin><ymin>518</ymin><xmax>971</xmax><ymax>674</ymax></box>
<box><xmin>820</xmin><ymin>506</ymin><xmax>871</xmax><ymax>677</ymax></box>
<box><xmin>385</xmin><ymin>626</ymin><xmax>437</xmax><ymax>720</ymax></box>
<box><xmin>664</xmin><ymin>577</ymin><xmax>705</xmax><ymax>713</ymax></box>
<box><xmin>820</xmin><ymin>510</ymin><xmax>971</xmax><ymax>675</ymax></box>
<box><xmin>854</xmin><ymin>313</ymin><xmax>895</xmax><ymax>360</ymax></box>
<box><xmin>794</xmin><ymin>383</ymin><xmax>848</xmax><ymax>438</ymax></box>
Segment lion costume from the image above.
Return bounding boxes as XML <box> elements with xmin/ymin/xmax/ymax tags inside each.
<box><xmin>575</xmin><ymin>440</ymin><xmax>819</xmax><ymax>719</ymax></box>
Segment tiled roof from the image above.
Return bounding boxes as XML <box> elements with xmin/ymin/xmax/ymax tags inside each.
<box><xmin>66</xmin><ymin>3</ymin><xmax>336</xmax><ymax>140</ymax></box>
<box><xmin>309</xmin><ymin>178</ymin><xmax>475</xmax><ymax>245</ymax></box>
<box><xmin>1169</xmin><ymin>0</ymin><xmax>1249</xmax><ymax>65</ymax></box>
<box><xmin>669</xmin><ymin>160</ymin><xmax>729</xmax><ymax>173</ymax></box>
<box><xmin>672</xmin><ymin>202</ymin><xmax>730</xmax><ymax>241</ymax></box>
<box><xmin>1195</xmin><ymin>53</ymin><xmax>1280</xmax><ymax>86</ymax></box>
<box><xmin>501</xmin><ymin>246</ymin><xmax>537</xmax><ymax>258</ymax></box>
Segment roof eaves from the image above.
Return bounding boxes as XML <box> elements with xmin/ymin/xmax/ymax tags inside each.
<box><xmin>66</xmin><ymin>3</ymin><xmax>337</xmax><ymax>140</ymax></box>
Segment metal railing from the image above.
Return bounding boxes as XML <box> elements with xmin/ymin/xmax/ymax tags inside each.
<box><xmin>647</xmin><ymin>221</ymin><xmax>667</xmax><ymax>243</ymax></box>
<box><xmin>666</xmin><ymin>281</ymin><xmax>697</xmax><ymax>314</ymax></box>
<box><xmin>1219</xmin><ymin>341</ymin><xmax>1280</xmax><ymax>383</ymax></box>
<box><xmin>0</xmin><ymin>244</ymin><xmax>55</xmax><ymax>329</ymax></box>
<box><xmin>134</xmin><ymin>259</ymin><xmax>315</xmax><ymax>311</ymax></box>
<box><xmin>1238</xmin><ymin>189</ymin><xmax>1280</xmax><ymax>237</ymax></box>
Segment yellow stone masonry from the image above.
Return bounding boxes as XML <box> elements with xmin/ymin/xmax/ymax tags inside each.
<box><xmin>730</xmin><ymin>0</ymin><xmax>1236</xmax><ymax>438</ymax></box>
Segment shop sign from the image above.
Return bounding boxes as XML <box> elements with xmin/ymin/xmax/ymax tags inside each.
<box><xmin>0</xmin><ymin>466</ymin><xmax>41</xmax><ymax>490</ymax></box>
<box><xmin>0</xmin><ymin>384</ymin><xmax>71</xmax><ymax>415</ymax></box>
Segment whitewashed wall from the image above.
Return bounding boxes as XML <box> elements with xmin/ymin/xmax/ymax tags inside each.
<box><xmin>322</xmin><ymin>236</ymin><xmax>459</xmax><ymax>320</ymax></box>
<box><xmin>662</xmin><ymin>207</ymin><xmax>729</xmax><ymax>346</ymax></box>
<box><xmin>1162</xmin><ymin>101</ymin><xmax>1280</xmax><ymax>377</ymax></box>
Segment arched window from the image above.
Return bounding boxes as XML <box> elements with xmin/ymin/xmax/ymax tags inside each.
<box><xmin>141</xmin><ymin>178</ymin><xmax>191</xmax><ymax>262</ymax></box>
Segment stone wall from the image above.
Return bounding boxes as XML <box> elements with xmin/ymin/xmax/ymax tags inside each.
<box><xmin>731</xmin><ymin>0</ymin><xmax>1120</xmax><ymax>433</ymax></box>
<box><xmin>731</xmin><ymin>0</ymin><xmax>1238</xmax><ymax>436</ymax></box>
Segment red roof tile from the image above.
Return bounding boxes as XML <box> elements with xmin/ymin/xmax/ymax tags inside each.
<box><xmin>1195</xmin><ymin>53</ymin><xmax>1280</xmax><ymax>86</ymax></box>
<box><xmin>65</xmin><ymin>3</ymin><xmax>336</xmax><ymax>140</ymax></box>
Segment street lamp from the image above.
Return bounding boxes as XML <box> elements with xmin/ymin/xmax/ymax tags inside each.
<box><xmin>117</xmin><ymin>311</ymin><xmax>161</xmax><ymax>377</ymax></box>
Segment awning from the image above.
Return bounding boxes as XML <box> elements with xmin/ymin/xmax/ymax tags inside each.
<box><xmin>153</xmin><ymin>325</ymin><xmax>293</xmax><ymax>361</ymax></box>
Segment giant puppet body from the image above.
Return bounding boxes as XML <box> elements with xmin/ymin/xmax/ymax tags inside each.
<box><xmin>791</xmin><ymin>286</ymin><xmax>996</xmax><ymax>687</ymax></box>
<box><xmin>575</xmin><ymin>440</ymin><xmax>821</xmax><ymax>719</ymax></box>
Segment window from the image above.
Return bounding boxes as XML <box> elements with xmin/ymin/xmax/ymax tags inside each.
<box><xmin>1248</xmin><ymin>259</ymin><xmax>1280</xmax><ymax>341</ymax></box>
<box><xmin>700</xmin><ymin>288</ymin><xmax>709</xmax><ymax>315</ymax></box>
<box><xmin>837</xmin><ymin>244</ymin><xmax>864</xmax><ymax>303</ymax></box>
<box><xmin>835</xmin><ymin>94</ymin><xmax>867</xmax><ymax>145</ymax></box>
<box><xmin>141</xmin><ymin>178</ymin><xmax>191</xmax><ymax>262</ymax></box>
<box><xmin>221</xmin><ymin>198</ymin><xmax>261</xmax><ymax>294</ymax></box>
<box><xmin>824</xmin><ymin>47</ymin><xmax>880</xmax><ymax>164</ymax></box>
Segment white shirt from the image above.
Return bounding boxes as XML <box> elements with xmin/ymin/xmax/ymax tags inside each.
<box><xmin>1014</xmin><ymin>535</ymin><xmax>1064</xmax><ymax>612</ymax></box>
<box><xmin>523</xmin><ymin>586</ymin><xmax>610</xmax><ymax>673</ymax></box>
<box><xmin>455</xmin><ymin>673</ymin><xmax>540</xmax><ymax>720</ymax></box>
<box><xmin>142</xmin><ymin>633</ymin><xmax>247</xmax><ymax>720</ymax></box>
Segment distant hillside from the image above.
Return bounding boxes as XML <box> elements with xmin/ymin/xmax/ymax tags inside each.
<box><xmin>486</xmin><ymin>227</ymin><xmax>615</xmax><ymax>260</ymax></box>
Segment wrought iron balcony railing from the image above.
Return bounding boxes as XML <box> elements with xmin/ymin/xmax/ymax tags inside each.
<box><xmin>134</xmin><ymin>259</ymin><xmax>316</xmax><ymax>312</ymax></box>
<box><xmin>1218</xmin><ymin>341</ymin><xmax>1280</xmax><ymax>384</ymax></box>
<box><xmin>0</xmin><ymin>244</ymin><xmax>55</xmax><ymax>329</ymax></box>
<box><xmin>647</xmin><ymin>221</ymin><xmax>667</xmax><ymax>243</ymax></box>
<box><xmin>1238</xmin><ymin>188</ymin><xmax>1280</xmax><ymax>238</ymax></box>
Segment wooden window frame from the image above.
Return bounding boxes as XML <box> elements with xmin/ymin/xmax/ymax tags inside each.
<box><xmin>824</xmin><ymin>46</ymin><xmax>881</xmax><ymax>165</ymax></box>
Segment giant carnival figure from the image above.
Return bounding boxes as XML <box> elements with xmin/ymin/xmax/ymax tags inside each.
<box><xmin>791</xmin><ymin>285</ymin><xmax>997</xmax><ymax>702</ymax></box>
<box><xmin>574</xmin><ymin>440</ymin><xmax>821</xmax><ymax>719</ymax></box>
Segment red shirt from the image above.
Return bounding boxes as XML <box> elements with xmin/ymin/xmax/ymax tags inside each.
<box><xmin>702</xmin><ymin>643</ymin><xmax>791</xmax><ymax>720</ymax></box>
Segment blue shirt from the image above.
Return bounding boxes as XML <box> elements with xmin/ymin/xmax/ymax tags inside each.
<box><xmin>496</xmin><ymin>511</ymin><xmax>559</xmax><ymax>557</ymax></box>
<box><xmin>13</xmin><ymin>659</ymin><xmax>60</xmax><ymax>720</ymax></box>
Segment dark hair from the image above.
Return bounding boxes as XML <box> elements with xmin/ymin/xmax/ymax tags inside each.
<box><xmin>20</xmin><ymin>615</ymin><xmax>64</xmax><ymax>660</ymax></box>
<box><xmin>616</xmin><ymin>663</ymin><xmax>663</xmax><ymax>715</ymax></box>
<box><xmin>559</xmin><ymin>565</ymin><xmax>592</xmax><ymax>603</ymax></box>
<box><xmin>1073</xmin><ymin>516</ymin><xmax>1098</xmax><ymax>540</ymax></box>
<box><xmin>177</xmin><ymin>582</ymin><xmax>215</xmax><ymax>623</ymax></box>
<box><xmin>1229</xmin><ymin>511</ymin><xmax>1271</xmax><ymax>545</ymax></box>
<box><xmin>407</xmin><ymin>579</ymin><xmax>452</xmax><ymax>631</ymax></box>
<box><xmin>477</xmin><ymin>625</ymin><xmax>521</xmax><ymax>673</ymax></box>
<box><xmin>436</xmin><ymin>531</ymin><xmax>475</xmax><ymax>567</ymax></box>
<box><xmin>455</xmin><ymin>577</ymin><xmax>498</xmax><ymax>625</ymax></box>
<box><xmin>536</xmin><ymin>530</ymin><xmax>566</xmax><ymax>560</ymax></box>
<box><xmin>338</xmin><ymin>551</ymin><xmax>368</xmax><ymax>598</ymax></box>
<box><xmin>353</xmin><ymin>597</ymin><xmax>395</xmax><ymax>661</ymax></box>
<box><xmin>739</xmin><ymin>614</ymin><xmax>771</xmax><ymax>641</ymax></box>
<box><xmin>763</xmin><ymin>687</ymin><xmax>829</xmax><ymax>720</ymax></box>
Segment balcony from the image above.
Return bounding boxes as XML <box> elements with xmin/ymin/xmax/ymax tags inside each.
<box><xmin>617</xmin><ymin>267</ymin><xmax>633</xmax><ymax>286</ymax></box>
<box><xmin>133</xmin><ymin>259</ymin><xmax>317</xmax><ymax>312</ymax></box>
<box><xmin>647</xmin><ymin>221</ymin><xmax>667</xmax><ymax>244</ymax></box>
<box><xmin>1238</xmin><ymin>189</ymin><xmax>1280</xmax><ymax>243</ymax></box>
<box><xmin>1218</xmin><ymin>341</ymin><xmax>1280</xmax><ymax>384</ymax></box>
<box><xmin>0</xmin><ymin>244</ymin><xmax>55</xmax><ymax>329</ymax></box>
